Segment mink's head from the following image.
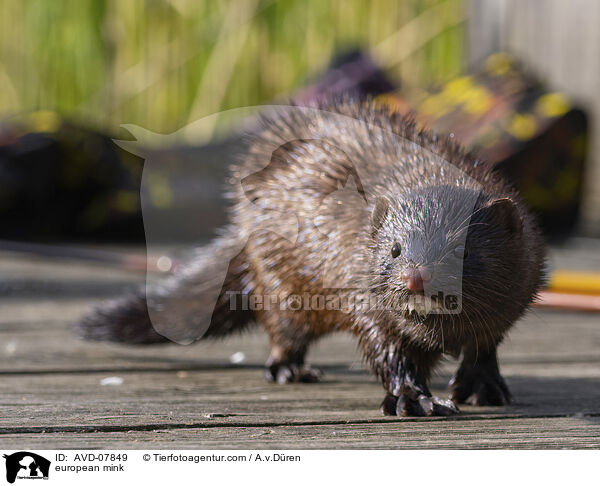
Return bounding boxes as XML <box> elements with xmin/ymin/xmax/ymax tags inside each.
<box><xmin>369</xmin><ymin>185</ymin><xmax>525</xmax><ymax>347</ymax></box>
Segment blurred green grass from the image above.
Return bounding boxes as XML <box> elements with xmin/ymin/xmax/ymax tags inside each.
<box><xmin>0</xmin><ymin>0</ymin><xmax>464</xmax><ymax>134</ymax></box>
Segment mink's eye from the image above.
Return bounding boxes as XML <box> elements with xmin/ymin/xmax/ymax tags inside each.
<box><xmin>391</xmin><ymin>242</ymin><xmax>402</xmax><ymax>259</ymax></box>
<box><xmin>454</xmin><ymin>246</ymin><xmax>468</xmax><ymax>259</ymax></box>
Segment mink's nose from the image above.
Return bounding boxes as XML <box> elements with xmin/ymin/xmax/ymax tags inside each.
<box><xmin>402</xmin><ymin>267</ymin><xmax>432</xmax><ymax>291</ymax></box>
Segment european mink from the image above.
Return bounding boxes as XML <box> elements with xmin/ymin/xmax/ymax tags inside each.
<box><xmin>78</xmin><ymin>99</ymin><xmax>545</xmax><ymax>417</ymax></box>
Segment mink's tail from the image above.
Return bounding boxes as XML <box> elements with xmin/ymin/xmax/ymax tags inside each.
<box><xmin>75</xmin><ymin>228</ymin><xmax>256</xmax><ymax>344</ymax></box>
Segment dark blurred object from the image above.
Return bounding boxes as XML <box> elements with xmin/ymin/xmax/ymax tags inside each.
<box><xmin>0</xmin><ymin>115</ymin><xmax>235</xmax><ymax>243</ymax></box>
<box><xmin>379</xmin><ymin>52</ymin><xmax>588</xmax><ymax>236</ymax></box>
<box><xmin>0</xmin><ymin>114</ymin><xmax>145</xmax><ymax>241</ymax></box>
<box><xmin>295</xmin><ymin>48</ymin><xmax>396</xmax><ymax>104</ymax></box>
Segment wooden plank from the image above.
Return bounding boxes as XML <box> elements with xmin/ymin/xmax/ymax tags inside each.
<box><xmin>0</xmin><ymin>251</ymin><xmax>142</xmax><ymax>283</ymax></box>
<box><xmin>0</xmin><ymin>357</ymin><xmax>598</xmax><ymax>431</ymax></box>
<box><xmin>0</xmin><ymin>417</ymin><xmax>598</xmax><ymax>449</ymax></box>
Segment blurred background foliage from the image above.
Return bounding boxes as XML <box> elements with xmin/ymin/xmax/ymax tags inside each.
<box><xmin>0</xmin><ymin>0</ymin><xmax>465</xmax><ymax>134</ymax></box>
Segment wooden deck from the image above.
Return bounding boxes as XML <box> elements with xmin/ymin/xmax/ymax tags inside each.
<box><xmin>1</xmin><ymin>242</ymin><xmax>599</xmax><ymax>449</ymax></box>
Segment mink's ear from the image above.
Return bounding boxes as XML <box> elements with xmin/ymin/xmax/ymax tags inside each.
<box><xmin>487</xmin><ymin>198</ymin><xmax>523</xmax><ymax>235</ymax></box>
<box><xmin>371</xmin><ymin>197</ymin><xmax>390</xmax><ymax>230</ymax></box>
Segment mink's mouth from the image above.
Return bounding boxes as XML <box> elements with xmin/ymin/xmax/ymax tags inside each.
<box><xmin>403</xmin><ymin>294</ymin><xmax>446</xmax><ymax>319</ymax></box>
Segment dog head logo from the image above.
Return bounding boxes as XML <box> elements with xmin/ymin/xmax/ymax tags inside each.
<box><xmin>116</xmin><ymin>105</ymin><xmax>477</xmax><ymax>341</ymax></box>
<box><xmin>3</xmin><ymin>452</ymin><xmax>51</xmax><ymax>483</ymax></box>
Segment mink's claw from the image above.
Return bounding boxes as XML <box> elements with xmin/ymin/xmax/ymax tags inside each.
<box><xmin>265</xmin><ymin>363</ymin><xmax>322</xmax><ymax>384</ymax></box>
<box><xmin>380</xmin><ymin>392</ymin><xmax>458</xmax><ymax>417</ymax></box>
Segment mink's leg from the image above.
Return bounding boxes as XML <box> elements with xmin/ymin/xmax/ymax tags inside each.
<box><xmin>378</xmin><ymin>349</ymin><xmax>458</xmax><ymax>417</ymax></box>
<box><xmin>450</xmin><ymin>345</ymin><xmax>512</xmax><ymax>406</ymax></box>
<box><xmin>260</xmin><ymin>311</ymin><xmax>323</xmax><ymax>384</ymax></box>
<box><xmin>357</xmin><ymin>326</ymin><xmax>457</xmax><ymax>416</ymax></box>
<box><xmin>265</xmin><ymin>341</ymin><xmax>322</xmax><ymax>384</ymax></box>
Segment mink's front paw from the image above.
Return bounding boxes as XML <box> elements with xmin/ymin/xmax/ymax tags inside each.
<box><xmin>450</xmin><ymin>367</ymin><xmax>512</xmax><ymax>406</ymax></box>
<box><xmin>265</xmin><ymin>362</ymin><xmax>322</xmax><ymax>384</ymax></box>
<box><xmin>380</xmin><ymin>392</ymin><xmax>458</xmax><ymax>417</ymax></box>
